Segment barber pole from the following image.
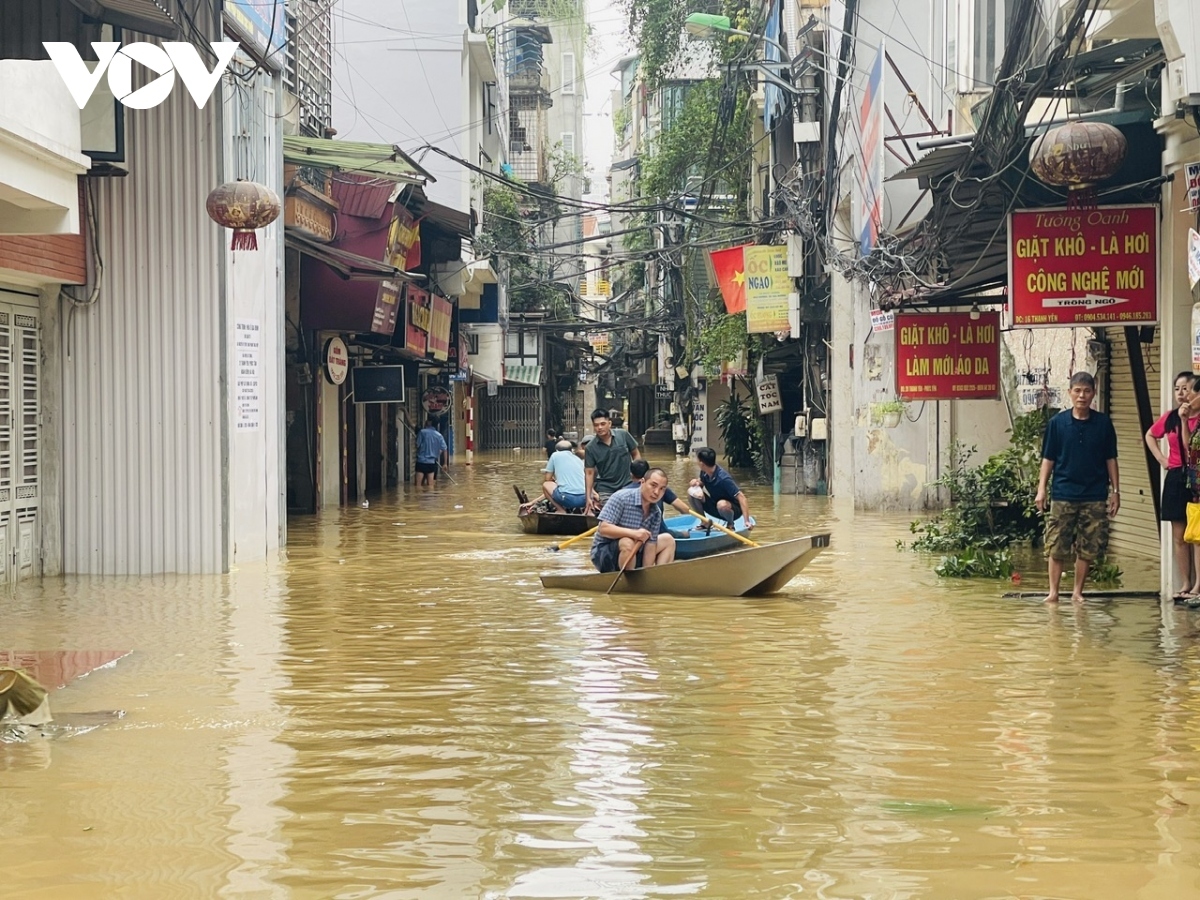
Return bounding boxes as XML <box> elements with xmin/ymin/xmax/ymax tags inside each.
<box><xmin>465</xmin><ymin>383</ymin><xmax>475</xmax><ymax>465</ymax></box>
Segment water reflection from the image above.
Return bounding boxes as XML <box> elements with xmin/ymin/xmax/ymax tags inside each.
<box><xmin>3</xmin><ymin>453</ymin><xmax>1200</xmax><ymax>898</ymax></box>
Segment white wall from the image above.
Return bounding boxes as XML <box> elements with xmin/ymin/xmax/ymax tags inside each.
<box><xmin>222</xmin><ymin>65</ymin><xmax>285</xmax><ymax>565</ymax></box>
<box><xmin>0</xmin><ymin>60</ymin><xmax>90</xmax><ymax>234</ymax></box>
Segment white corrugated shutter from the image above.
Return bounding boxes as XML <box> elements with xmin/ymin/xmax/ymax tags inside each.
<box><xmin>1104</xmin><ymin>329</ymin><xmax>1160</xmax><ymax>564</ymax></box>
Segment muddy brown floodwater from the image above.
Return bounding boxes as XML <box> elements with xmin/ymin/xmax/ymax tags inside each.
<box><xmin>3</xmin><ymin>452</ymin><xmax>1200</xmax><ymax>899</ymax></box>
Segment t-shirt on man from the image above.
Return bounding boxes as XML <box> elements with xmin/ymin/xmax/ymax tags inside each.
<box><xmin>545</xmin><ymin>448</ymin><xmax>586</xmax><ymax>499</ymax></box>
<box><xmin>585</xmin><ymin>428</ymin><xmax>640</xmax><ymax>495</ymax></box>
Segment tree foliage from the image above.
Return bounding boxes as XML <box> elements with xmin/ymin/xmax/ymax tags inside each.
<box><xmin>616</xmin><ymin>0</ymin><xmax>755</xmax><ymax>87</ymax></box>
<box><xmin>478</xmin><ymin>181</ymin><xmax>569</xmax><ymax>316</ymax></box>
<box><xmin>640</xmin><ymin>79</ymin><xmax>752</xmax><ymax>207</ymax></box>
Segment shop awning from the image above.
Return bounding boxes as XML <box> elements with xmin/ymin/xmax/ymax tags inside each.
<box><xmin>283</xmin><ymin>135</ymin><xmax>433</xmax><ymax>185</ymax></box>
<box><xmin>504</xmin><ymin>364</ymin><xmax>543</xmax><ymax>386</ymax></box>
<box><xmin>286</xmin><ymin>231</ymin><xmax>417</xmax><ymax>281</ymax></box>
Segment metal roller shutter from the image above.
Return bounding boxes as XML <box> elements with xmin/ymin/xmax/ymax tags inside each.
<box><xmin>1103</xmin><ymin>329</ymin><xmax>1160</xmax><ymax>564</ymax></box>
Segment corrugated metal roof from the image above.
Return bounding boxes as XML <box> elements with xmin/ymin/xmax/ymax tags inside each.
<box><xmin>282</xmin><ymin>135</ymin><xmax>432</xmax><ymax>185</ymax></box>
<box><xmin>886</xmin><ymin>143</ymin><xmax>971</xmax><ymax>184</ymax></box>
<box><xmin>66</xmin><ymin>0</ymin><xmax>181</xmax><ymax>39</ymax></box>
<box><xmin>331</xmin><ymin>177</ymin><xmax>396</xmax><ymax>220</ymax></box>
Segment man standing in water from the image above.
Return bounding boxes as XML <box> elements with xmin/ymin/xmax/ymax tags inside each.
<box><xmin>1035</xmin><ymin>371</ymin><xmax>1119</xmax><ymax>604</ymax></box>
<box><xmin>415</xmin><ymin>418</ymin><xmax>448</xmax><ymax>487</ymax></box>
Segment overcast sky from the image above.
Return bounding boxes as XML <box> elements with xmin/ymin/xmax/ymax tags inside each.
<box><xmin>582</xmin><ymin>0</ymin><xmax>631</xmax><ymax>204</ymax></box>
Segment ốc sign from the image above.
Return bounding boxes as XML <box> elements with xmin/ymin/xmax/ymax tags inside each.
<box><xmin>895</xmin><ymin>311</ymin><xmax>1001</xmax><ymax>400</ymax></box>
<box><xmin>44</xmin><ymin>41</ymin><xmax>239</xmax><ymax>109</ymax></box>
<box><xmin>1008</xmin><ymin>204</ymin><xmax>1157</xmax><ymax>327</ymax></box>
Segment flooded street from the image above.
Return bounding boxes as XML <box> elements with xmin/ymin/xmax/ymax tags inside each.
<box><xmin>4</xmin><ymin>453</ymin><xmax>1200</xmax><ymax>898</ymax></box>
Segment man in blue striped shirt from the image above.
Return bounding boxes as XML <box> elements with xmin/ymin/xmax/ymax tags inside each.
<box><xmin>590</xmin><ymin>468</ymin><xmax>678</xmax><ymax>573</ymax></box>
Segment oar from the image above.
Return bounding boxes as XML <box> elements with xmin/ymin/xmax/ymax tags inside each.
<box><xmin>548</xmin><ymin>525</ymin><xmax>598</xmax><ymax>552</ymax></box>
<box><xmin>606</xmin><ymin>540</ymin><xmax>644</xmax><ymax>594</ymax></box>
<box><xmin>697</xmin><ymin>514</ymin><xmax>760</xmax><ymax>548</ymax></box>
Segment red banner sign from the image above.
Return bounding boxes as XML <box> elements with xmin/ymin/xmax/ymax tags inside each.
<box><xmin>1008</xmin><ymin>204</ymin><xmax>1157</xmax><ymax>327</ymax></box>
<box><xmin>405</xmin><ymin>285</ymin><xmax>428</xmax><ymax>356</ymax></box>
<box><xmin>895</xmin><ymin>311</ymin><xmax>1001</xmax><ymax>400</ymax></box>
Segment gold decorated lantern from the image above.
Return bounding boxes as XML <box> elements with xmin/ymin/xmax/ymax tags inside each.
<box><xmin>205</xmin><ymin>180</ymin><xmax>281</xmax><ymax>251</ymax></box>
<box><xmin>1028</xmin><ymin>120</ymin><xmax>1127</xmax><ymax>209</ymax></box>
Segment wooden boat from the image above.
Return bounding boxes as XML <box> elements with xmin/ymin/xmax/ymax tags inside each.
<box><xmin>540</xmin><ymin>533</ymin><xmax>831</xmax><ymax>597</ymax></box>
<box><xmin>515</xmin><ymin>484</ymin><xmax>598</xmax><ymax>535</ymax></box>
<box><xmin>519</xmin><ymin>509</ymin><xmax>599</xmax><ymax>535</ymax></box>
<box><xmin>664</xmin><ymin>514</ymin><xmax>752</xmax><ymax>560</ymax></box>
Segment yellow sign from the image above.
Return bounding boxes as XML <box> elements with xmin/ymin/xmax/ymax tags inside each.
<box><xmin>743</xmin><ymin>245</ymin><xmax>791</xmax><ymax>333</ymax></box>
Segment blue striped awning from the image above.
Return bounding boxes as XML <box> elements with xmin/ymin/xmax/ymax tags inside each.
<box><xmin>504</xmin><ymin>364</ymin><xmax>542</xmax><ymax>386</ymax></box>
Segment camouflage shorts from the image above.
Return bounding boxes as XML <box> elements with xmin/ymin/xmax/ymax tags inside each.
<box><xmin>1044</xmin><ymin>500</ymin><xmax>1109</xmax><ymax>563</ymax></box>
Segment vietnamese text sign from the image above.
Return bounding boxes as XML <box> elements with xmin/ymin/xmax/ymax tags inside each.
<box><xmin>870</xmin><ymin>308</ymin><xmax>894</xmax><ymax>333</ymax></box>
<box><xmin>1008</xmin><ymin>205</ymin><xmax>1157</xmax><ymax>327</ymax></box>
<box><xmin>744</xmin><ymin>245</ymin><xmax>791</xmax><ymax>333</ymax></box>
<box><xmin>1189</xmin><ymin>228</ymin><xmax>1200</xmax><ymax>291</ymax></box>
<box><xmin>1186</xmin><ymin>162</ymin><xmax>1200</xmax><ymax>211</ymax></box>
<box><xmin>756</xmin><ymin>374</ymin><xmax>782</xmax><ymax>413</ymax></box>
<box><xmin>427</xmin><ymin>295</ymin><xmax>452</xmax><ymax>361</ymax></box>
<box><xmin>371</xmin><ymin>279</ymin><xmax>401</xmax><ymax>336</ymax></box>
<box><xmin>235</xmin><ymin>318</ymin><xmax>261</xmax><ymax>430</ymax></box>
<box><xmin>405</xmin><ymin>285</ymin><xmax>429</xmax><ymax>357</ymax></box>
<box><xmin>895</xmin><ymin>311</ymin><xmax>1001</xmax><ymax>400</ymax></box>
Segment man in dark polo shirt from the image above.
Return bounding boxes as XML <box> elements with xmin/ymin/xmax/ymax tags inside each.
<box><xmin>1035</xmin><ymin>371</ymin><xmax>1119</xmax><ymax>604</ymax></box>
<box><xmin>691</xmin><ymin>446</ymin><xmax>753</xmax><ymax>529</ymax></box>
<box><xmin>584</xmin><ymin>408</ymin><xmax>641</xmax><ymax>513</ymax></box>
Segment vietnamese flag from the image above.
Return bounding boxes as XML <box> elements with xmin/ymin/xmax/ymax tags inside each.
<box><xmin>708</xmin><ymin>244</ymin><xmax>750</xmax><ymax>314</ymax></box>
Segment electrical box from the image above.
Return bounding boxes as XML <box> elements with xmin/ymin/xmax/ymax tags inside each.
<box><xmin>794</xmin><ymin>415</ymin><xmax>807</xmax><ymax>437</ymax></box>
<box><xmin>810</xmin><ymin>417</ymin><xmax>827</xmax><ymax>441</ymax></box>
<box><xmin>672</xmin><ymin>423</ymin><xmax>688</xmax><ymax>441</ymax></box>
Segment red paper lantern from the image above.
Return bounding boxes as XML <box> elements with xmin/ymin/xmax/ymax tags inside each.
<box><xmin>205</xmin><ymin>180</ymin><xmax>281</xmax><ymax>251</ymax></box>
<box><xmin>1028</xmin><ymin>120</ymin><xmax>1127</xmax><ymax>209</ymax></box>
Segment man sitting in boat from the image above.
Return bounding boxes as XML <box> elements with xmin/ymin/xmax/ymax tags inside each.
<box><xmin>542</xmin><ymin>439</ymin><xmax>588</xmax><ymax>513</ymax></box>
<box><xmin>590</xmin><ymin>468</ymin><xmax>677</xmax><ymax>573</ymax></box>
<box><xmin>628</xmin><ymin>459</ymin><xmax>694</xmax><ymax>537</ymax></box>
<box><xmin>691</xmin><ymin>447</ymin><xmax>754</xmax><ymax>530</ymax></box>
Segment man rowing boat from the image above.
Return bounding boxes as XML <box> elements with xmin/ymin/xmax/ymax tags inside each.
<box><xmin>590</xmin><ymin>468</ymin><xmax>677</xmax><ymax>573</ymax></box>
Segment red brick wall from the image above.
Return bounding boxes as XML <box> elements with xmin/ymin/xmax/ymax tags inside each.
<box><xmin>0</xmin><ymin>177</ymin><xmax>88</xmax><ymax>285</ymax></box>
<box><xmin>0</xmin><ymin>233</ymin><xmax>87</xmax><ymax>285</ymax></box>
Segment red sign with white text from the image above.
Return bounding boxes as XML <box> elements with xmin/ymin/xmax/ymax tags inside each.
<box><xmin>1008</xmin><ymin>204</ymin><xmax>1157</xmax><ymax>327</ymax></box>
<box><xmin>896</xmin><ymin>311</ymin><xmax>1001</xmax><ymax>400</ymax></box>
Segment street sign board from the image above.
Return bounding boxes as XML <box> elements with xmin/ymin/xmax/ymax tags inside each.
<box><xmin>895</xmin><ymin>311</ymin><xmax>1001</xmax><ymax>400</ymax></box>
<box><xmin>1008</xmin><ymin>204</ymin><xmax>1157</xmax><ymax>327</ymax></box>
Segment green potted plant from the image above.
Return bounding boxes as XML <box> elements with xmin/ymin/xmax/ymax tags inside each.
<box><xmin>878</xmin><ymin>398</ymin><xmax>907</xmax><ymax>428</ymax></box>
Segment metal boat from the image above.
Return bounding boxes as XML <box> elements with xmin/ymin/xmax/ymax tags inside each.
<box><xmin>540</xmin><ymin>533</ymin><xmax>831</xmax><ymax>597</ymax></box>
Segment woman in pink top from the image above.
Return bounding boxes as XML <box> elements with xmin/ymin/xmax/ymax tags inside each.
<box><xmin>1146</xmin><ymin>371</ymin><xmax>1199</xmax><ymax>599</ymax></box>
